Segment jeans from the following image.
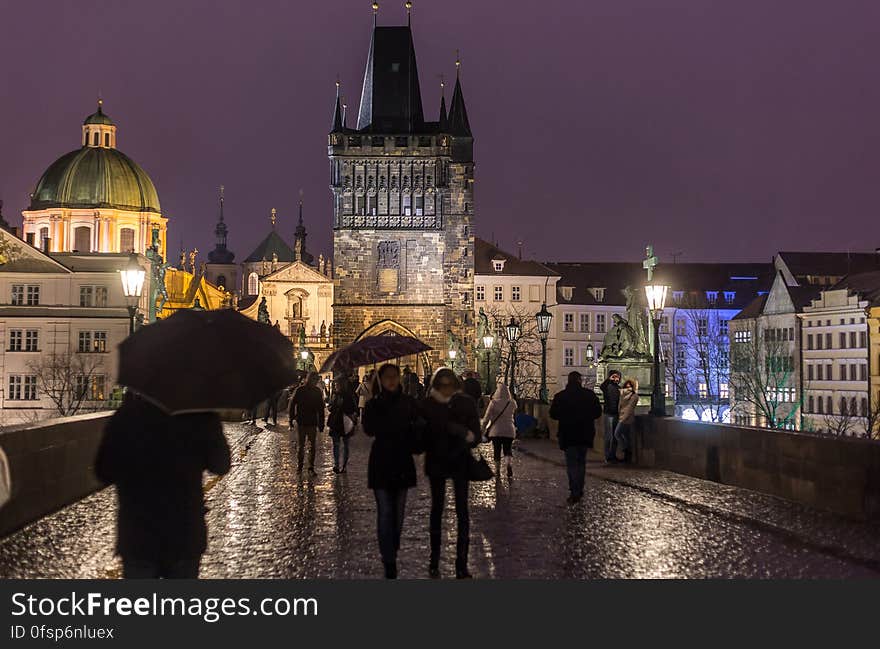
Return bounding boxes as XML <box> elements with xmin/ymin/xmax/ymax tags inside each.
<box><xmin>331</xmin><ymin>434</ymin><xmax>350</xmax><ymax>469</ymax></box>
<box><xmin>122</xmin><ymin>557</ymin><xmax>200</xmax><ymax>579</ymax></box>
<box><xmin>603</xmin><ymin>414</ymin><xmax>619</xmax><ymax>460</ymax></box>
<box><xmin>295</xmin><ymin>425</ymin><xmax>317</xmax><ymax>469</ymax></box>
<box><xmin>564</xmin><ymin>445</ymin><xmax>588</xmax><ymax>498</ymax></box>
<box><xmin>491</xmin><ymin>437</ymin><xmax>513</xmax><ymax>462</ymax></box>
<box><xmin>429</xmin><ymin>476</ymin><xmax>470</xmax><ymax>571</ymax></box>
<box><xmin>614</xmin><ymin>421</ymin><xmax>632</xmax><ymax>452</ymax></box>
<box><xmin>374</xmin><ymin>488</ymin><xmax>407</xmax><ymax>565</ymax></box>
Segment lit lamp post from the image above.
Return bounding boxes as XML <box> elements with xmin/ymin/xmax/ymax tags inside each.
<box><xmin>448</xmin><ymin>347</ymin><xmax>458</xmax><ymax>372</ymax></box>
<box><xmin>300</xmin><ymin>348</ymin><xmax>310</xmax><ymax>372</ymax></box>
<box><xmin>482</xmin><ymin>332</ymin><xmax>495</xmax><ymax>395</ymax></box>
<box><xmin>535</xmin><ymin>303</ymin><xmax>552</xmax><ymax>403</ymax></box>
<box><xmin>504</xmin><ymin>317</ymin><xmax>521</xmax><ymax>398</ymax></box>
<box><xmin>645</xmin><ymin>284</ymin><xmax>669</xmax><ymax>416</ymax></box>
<box><xmin>120</xmin><ymin>253</ymin><xmax>146</xmax><ymax>335</ymax></box>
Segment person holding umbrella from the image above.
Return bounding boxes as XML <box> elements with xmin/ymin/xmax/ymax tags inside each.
<box><xmin>96</xmin><ymin>392</ymin><xmax>231</xmax><ymax>578</ymax></box>
<box><xmin>328</xmin><ymin>376</ymin><xmax>358</xmax><ymax>473</ymax></box>
<box><xmin>362</xmin><ymin>363</ymin><xmax>422</xmax><ymax>579</ymax></box>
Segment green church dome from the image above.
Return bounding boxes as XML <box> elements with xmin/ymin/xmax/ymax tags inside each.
<box><xmin>29</xmin><ymin>146</ymin><xmax>161</xmax><ymax>213</ymax></box>
<box><xmin>83</xmin><ymin>104</ymin><xmax>115</xmax><ymax>126</ymax></box>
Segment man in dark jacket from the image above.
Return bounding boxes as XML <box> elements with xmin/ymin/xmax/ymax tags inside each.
<box><xmin>289</xmin><ymin>372</ymin><xmax>326</xmax><ymax>474</ymax></box>
<box><xmin>550</xmin><ymin>371</ymin><xmax>603</xmax><ymax>504</ymax></box>
<box><xmin>599</xmin><ymin>369</ymin><xmax>622</xmax><ymax>463</ymax></box>
<box><xmin>95</xmin><ymin>393</ymin><xmax>231</xmax><ymax>578</ymax></box>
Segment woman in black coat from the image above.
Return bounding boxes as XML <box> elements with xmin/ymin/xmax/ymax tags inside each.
<box><xmin>420</xmin><ymin>368</ymin><xmax>481</xmax><ymax>579</ymax></box>
<box><xmin>362</xmin><ymin>364</ymin><xmax>421</xmax><ymax>579</ymax></box>
<box><xmin>95</xmin><ymin>392</ymin><xmax>231</xmax><ymax>579</ymax></box>
<box><xmin>327</xmin><ymin>377</ymin><xmax>359</xmax><ymax>473</ymax></box>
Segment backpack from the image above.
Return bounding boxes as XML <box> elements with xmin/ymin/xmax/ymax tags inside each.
<box><xmin>0</xmin><ymin>445</ymin><xmax>11</xmax><ymax>509</ymax></box>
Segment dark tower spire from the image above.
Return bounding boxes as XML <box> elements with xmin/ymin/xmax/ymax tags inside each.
<box><xmin>293</xmin><ymin>189</ymin><xmax>314</xmax><ymax>265</ymax></box>
<box><xmin>447</xmin><ymin>52</ymin><xmax>472</xmax><ymax>137</ymax></box>
<box><xmin>406</xmin><ymin>1</ymin><xmax>412</xmax><ymax>26</ymax></box>
<box><xmin>208</xmin><ymin>185</ymin><xmax>235</xmax><ymax>264</ymax></box>
<box><xmin>331</xmin><ymin>78</ymin><xmax>344</xmax><ymax>132</ymax></box>
<box><xmin>439</xmin><ymin>75</ymin><xmax>448</xmax><ymax>130</ymax></box>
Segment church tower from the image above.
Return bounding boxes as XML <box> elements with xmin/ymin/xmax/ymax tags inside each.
<box><xmin>329</xmin><ymin>3</ymin><xmax>475</xmax><ymax>374</ymax></box>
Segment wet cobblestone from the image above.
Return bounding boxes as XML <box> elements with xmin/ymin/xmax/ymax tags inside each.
<box><xmin>1</xmin><ymin>424</ymin><xmax>878</xmax><ymax>579</ymax></box>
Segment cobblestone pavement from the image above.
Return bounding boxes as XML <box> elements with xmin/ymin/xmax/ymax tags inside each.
<box><xmin>1</xmin><ymin>423</ymin><xmax>879</xmax><ymax>579</ymax></box>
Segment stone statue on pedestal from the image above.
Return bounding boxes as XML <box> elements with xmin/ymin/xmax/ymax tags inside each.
<box><xmin>257</xmin><ymin>297</ymin><xmax>270</xmax><ymax>324</ymax></box>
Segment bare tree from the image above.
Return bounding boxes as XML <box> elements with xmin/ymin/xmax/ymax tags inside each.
<box><xmin>729</xmin><ymin>329</ymin><xmax>802</xmax><ymax>429</ymax></box>
<box><xmin>667</xmin><ymin>307</ymin><xmax>730</xmax><ymax>422</ymax></box>
<box><xmin>822</xmin><ymin>410</ymin><xmax>856</xmax><ymax>437</ymax></box>
<box><xmin>27</xmin><ymin>351</ymin><xmax>108</xmax><ymax>418</ymax></box>
<box><xmin>479</xmin><ymin>303</ymin><xmax>544</xmax><ymax>400</ymax></box>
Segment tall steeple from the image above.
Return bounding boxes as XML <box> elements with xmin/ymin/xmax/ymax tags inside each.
<box><xmin>439</xmin><ymin>75</ymin><xmax>448</xmax><ymax>130</ymax></box>
<box><xmin>208</xmin><ymin>185</ymin><xmax>235</xmax><ymax>264</ymax></box>
<box><xmin>331</xmin><ymin>78</ymin><xmax>344</xmax><ymax>132</ymax></box>
<box><xmin>356</xmin><ymin>3</ymin><xmax>424</xmax><ymax>132</ymax></box>
<box><xmin>447</xmin><ymin>53</ymin><xmax>472</xmax><ymax>137</ymax></box>
<box><xmin>293</xmin><ymin>190</ymin><xmax>314</xmax><ymax>266</ymax></box>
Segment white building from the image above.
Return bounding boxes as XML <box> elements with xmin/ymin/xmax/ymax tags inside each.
<box><xmin>0</xmin><ymin>229</ymin><xmax>151</xmax><ymax>424</ymax></box>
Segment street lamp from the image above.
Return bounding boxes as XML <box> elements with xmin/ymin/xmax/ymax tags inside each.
<box><xmin>448</xmin><ymin>347</ymin><xmax>458</xmax><ymax>372</ymax></box>
<box><xmin>120</xmin><ymin>253</ymin><xmax>146</xmax><ymax>334</ymax></box>
<box><xmin>535</xmin><ymin>303</ymin><xmax>552</xmax><ymax>403</ymax></box>
<box><xmin>645</xmin><ymin>284</ymin><xmax>669</xmax><ymax>416</ymax></box>
<box><xmin>300</xmin><ymin>348</ymin><xmax>310</xmax><ymax>372</ymax></box>
<box><xmin>482</xmin><ymin>332</ymin><xmax>495</xmax><ymax>395</ymax></box>
<box><xmin>504</xmin><ymin>317</ymin><xmax>521</xmax><ymax>397</ymax></box>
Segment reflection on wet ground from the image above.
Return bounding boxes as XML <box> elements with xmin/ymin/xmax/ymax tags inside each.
<box><xmin>1</xmin><ymin>424</ymin><xmax>878</xmax><ymax>579</ymax></box>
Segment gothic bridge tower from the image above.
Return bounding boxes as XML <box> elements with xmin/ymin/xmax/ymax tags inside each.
<box><xmin>329</xmin><ymin>3</ymin><xmax>475</xmax><ymax>375</ymax></box>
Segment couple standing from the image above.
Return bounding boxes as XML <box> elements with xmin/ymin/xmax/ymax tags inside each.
<box><xmin>362</xmin><ymin>365</ymin><xmax>481</xmax><ymax>580</ymax></box>
<box><xmin>599</xmin><ymin>369</ymin><xmax>639</xmax><ymax>464</ymax></box>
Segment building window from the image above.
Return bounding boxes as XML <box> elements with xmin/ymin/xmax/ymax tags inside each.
<box><xmin>723</xmin><ymin>291</ymin><xmax>735</xmax><ymax>304</ymax></box>
<box><xmin>675</xmin><ymin>318</ymin><xmax>686</xmax><ymax>336</ymax></box>
<box><xmin>119</xmin><ymin>228</ymin><xmax>135</xmax><ymax>253</ymax></box>
<box><xmin>475</xmin><ymin>285</ymin><xmax>485</xmax><ymax>301</ymax></box>
<box><xmin>563</xmin><ymin>347</ymin><xmax>574</xmax><ymax>367</ymax></box>
<box><xmin>817</xmin><ymin>365</ymin><xmax>824</xmax><ymax>380</ymax></box>
<box><xmin>860</xmin><ymin>331</ymin><xmax>868</xmax><ymax>348</ymax></box>
<box><xmin>862</xmin><ymin>397</ymin><xmax>869</xmax><ymax>418</ymax></box>
<box><xmin>698</xmin><ymin>383</ymin><xmax>708</xmax><ymax>399</ymax></box>
<box><xmin>817</xmin><ymin>397</ymin><xmax>824</xmax><ymax>414</ymax></box>
<box><xmin>78</xmin><ymin>332</ymin><xmax>92</xmax><ymax>353</ymax></box>
<box><xmin>104</xmin><ymin>133</ymin><xmax>110</xmax><ymax>147</ymax></box>
<box><xmin>596</xmin><ymin>313</ymin><xmax>606</xmax><ymax>334</ymax></box>
<box><xmin>511</xmin><ymin>286</ymin><xmax>522</xmax><ymax>302</ymax></box>
<box><xmin>74</xmin><ymin>226</ymin><xmax>91</xmax><ymax>252</ymax></box>
<box><xmin>676</xmin><ymin>347</ymin><xmax>686</xmax><ymax>366</ymax></box>
<box><xmin>697</xmin><ymin>318</ymin><xmax>708</xmax><ymax>337</ymax></box>
<box><xmin>807</xmin><ymin>334</ymin><xmax>813</xmax><ymax>350</ymax></box>
<box><xmin>815</xmin><ymin>334</ymin><xmax>823</xmax><ymax>350</ymax></box>
<box><xmin>734</xmin><ymin>330</ymin><xmax>752</xmax><ymax>343</ymax></box>
<box><xmin>93</xmin><ymin>331</ymin><xmax>107</xmax><ymax>353</ymax></box>
<box><xmin>492</xmin><ymin>260</ymin><xmax>505</xmax><ymax>272</ymax></box>
<box><xmin>8</xmin><ymin>375</ymin><xmax>37</xmax><ymax>401</ymax></box>
<box><xmin>861</xmin><ymin>364</ymin><xmax>868</xmax><ymax>382</ymax></box>
<box><xmin>560</xmin><ymin>287</ymin><xmax>573</xmax><ymax>301</ymax></box>
<box><xmin>706</xmin><ymin>291</ymin><xmax>718</xmax><ymax>305</ymax></box>
<box><xmin>79</xmin><ymin>285</ymin><xmax>108</xmax><ymax>307</ymax></box>
<box><xmin>26</xmin><ymin>285</ymin><xmax>40</xmax><ymax>305</ymax></box>
<box><xmin>564</xmin><ymin>313</ymin><xmax>574</xmax><ymax>332</ymax></box>
<box><xmin>579</xmin><ymin>313</ymin><xmax>590</xmax><ymax>333</ymax></box>
<box><xmin>849</xmin><ymin>331</ymin><xmax>857</xmax><ymax>348</ymax></box>
<box><xmin>247</xmin><ymin>272</ymin><xmax>259</xmax><ymax>295</ymax></box>
<box><xmin>672</xmin><ymin>291</ymin><xmax>684</xmax><ymax>304</ymax></box>
<box><xmin>93</xmin><ymin>132</ymin><xmax>99</xmax><ymax>146</ymax></box>
<box><xmin>720</xmin><ymin>383</ymin><xmax>729</xmax><ymax>399</ymax></box>
<box><xmin>493</xmin><ymin>286</ymin><xmax>503</xmax><ymax>302</ymax></box>
<box><xmin>840</xmin><ymin>332</ymin><xmax>847</xmax><ymax>349</ymax></box>
<box><xmin>825</xmin><ymin>333</ymin><xmax>832</xmax><ymax>349</ymax></box>
<box><xmin>807</xmin><ymin>365</ymin><xmax>814</xmax><ymax>381</ymax></box>
<box><xmin>719</xmin><ymin>319</ymin><xmax>729</xmax><ymax>336</ymax></box>
<box><xmin>8</xmin><ymin>330</ymin><xmax>22</xmax><ymax>351</ymax></box>
<box><xmin>25</xmin><ymin>330</ymin><xmax>38</xmax><ymax>352</ymax></box>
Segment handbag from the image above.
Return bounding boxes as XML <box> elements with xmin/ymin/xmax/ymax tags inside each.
<box><xmin>467</xmin><ymin>451</ymin><xmax>494</xmax><ymax>482</ymax></box>
<box><xmin>483</xmin><ymin>400</ymin><xmax>512</xmax><ymax>436</ymax></box>
<box><xmin>343</xmin><ymin>414</ymin><xmax>355</xmax><ymax>435</ymax></box>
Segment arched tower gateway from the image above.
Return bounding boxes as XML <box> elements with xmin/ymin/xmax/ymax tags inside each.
<box><xmin>21</xmin><ymin>100</ymin><xmax>168</xmax><ymax>258</ymax></box>
<box><xmin>329</xmin><ymin>4</ymin><xmax>475</xmax><ymax>376</ymax></box>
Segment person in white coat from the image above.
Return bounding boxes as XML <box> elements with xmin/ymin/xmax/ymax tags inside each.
<box><xmin>481</xmin><ymin>383</ymin><xmax>517</xmax><ymax>478</ymax></box>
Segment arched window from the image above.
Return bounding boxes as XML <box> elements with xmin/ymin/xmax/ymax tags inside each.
<box><xmin>840</xmin><ymin>397</ymin><xmax>847</xmax><ymax>416</ymax></box>
<box><xmin>247</xmin><ymin>272</ymin><xmax>259</xmax><ymax>295</ymax></box>
<box><xmin>119</xmin><ymin>228</ymin><xmax>135</xmax><ymax>253</ymax></box>
<box><xmin>73</xmin><ymin>226</ymin><xmax>91</xmax><ymax>252</ymax></box>
<box><xmin>39</xmin><ymin>226</ymin><xmax>49</xmax><ymax>249</ymax></box>
<box><xmin>104</xmin><ymin>133</ymin><xmax>110</xmax><ymax>147</ymax></box>
<box><xmin>851</xmin><ymin>397</ymin><xmax>858</xmax><ymax>417</ymax></box>
<box><xmin>861</xmin><ymin>397</ymin><xmax>868</xmax><ymax>418</ymax></box>
<box><xmin>93</xmin><ymin>132</ymin><xmax>99</xmax><ymax>146</ymax></box>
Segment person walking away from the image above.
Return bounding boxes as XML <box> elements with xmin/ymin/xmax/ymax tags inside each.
<box><xmin>95</xmin><ymin>392</ymin><xmax>231</xmax><ymax>578</ymax></box>
<box><xmin>357</xmin><ymin>372</ymin><xmax>373</xmax><ymax>420</ymax></box>
<box><xmin>420</xmin><ymin>368</ymin><xmax>481</xmax><ymax>579</ymax></box>
<box><xmin>328</xmin><ymin>377</ymin><xmax>358</xmax><ymax>473</ymax></box>
<box><xmin>615</xmin><ymin>379</ymin><xmax>639</xmax><ymax>464</ymax></box>
<box><xmin>263</xmin><ymin>389</ymin><xmax>284</xmax><ymax>426</ymax></box>
<box><xmin>362</xmin><ymin>364</ymin><xmax>422</xmax><ymax>579</ymax></box>
<box><xmin>481</xmin><ymin>383</ymin><xmax>516</xmax><ymax>478</ymax></box>
<box><xmin>289</xmin><ymin>372</ymin><xmax>326</xmax><ymax>475</ymax></box>
<box><xmin>599</xmin><ymin>370</ymin><xmax>622</xmax><ymax>463</ymax></box>
<box><xmin>462</xmin><ymin>372</ymin><xmax>483</xmax><ymax>408</ymax></box>
<box><xmin>549</xmin><ymin>371</ymin><xmax>603</xmax><ymax>505</ymax></box>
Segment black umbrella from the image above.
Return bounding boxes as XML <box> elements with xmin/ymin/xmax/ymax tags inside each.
<box><xmin>319</xmin><ymin>335</ymin><xmax>432</xmax><ymax>374</ymax></box>
<box><xmin>117</xmin><ymin>309</ymin><xmax>298</xmax><ymax>414</ymax></box>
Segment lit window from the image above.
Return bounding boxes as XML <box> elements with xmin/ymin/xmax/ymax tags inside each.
<box><xmin>564</xmin><ymin>313</ymin><xmax>574</xmax><ymax>332</ymax></box>
<box><xmin>723</xmin><ymin>291</ymin><xmax>735</xmax><ymax>303</ymax></box>
<box><xmin>706</xmin><ymin>291</ymin><xmax>718</xmax><ymax>305</ymax></box>
<box><xmin>475</xmin><ymin>285</ymin><xmax>485</xmax><ymax>301</ymax></box>
<box><xmin>590</xmin><ymin>288</ymin><xmax>605</xmax><ymax>302</ymax></box>
<box><xmin>564</xmin><ymin>347</ymin><xmax>574</xmax><ymax>367</ymax></box>
<box><xmin>247</xmin><ymin>272</ymin><xmax>259</xmax><ymax>295</ymax></box>
<box><xmin>493</xmin><ymin>259</ymin><xmax>505</xmax><ymax>272</ymax></box>
<box><xmin>511</xmin><ymin>286</ymin><xmax>521</xmax><ymax>302</ymax></box>
<box><xmin>493</xmin><ymin>286</ymin><xmax>503</xmax><ymax>302</ymax></box>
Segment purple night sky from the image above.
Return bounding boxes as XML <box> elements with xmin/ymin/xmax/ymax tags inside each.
<box><xmin>1</xmin><ymin>0</ymin><xmax>879</xmax><ymax>264</ymax></box>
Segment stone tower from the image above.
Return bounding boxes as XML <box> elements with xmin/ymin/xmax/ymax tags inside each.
<box><xmin>329</xmin><ymin>7</ymin><xmax>475</xmax><ymax>375</ymax></box>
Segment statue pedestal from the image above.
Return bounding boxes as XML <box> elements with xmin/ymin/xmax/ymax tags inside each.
<box><xmin>597</xmin><ymin>358</ymin><xmax>658</xmax><ymax>401</ymax></box>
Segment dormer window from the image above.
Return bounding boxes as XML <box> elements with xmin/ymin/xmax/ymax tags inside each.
<box><xmin>492</xmin><ymin>258</ymin><xmax>506</xmax><ymax>272</ymax></box>
<box><xmin>724</xmin><ymin>291</ymin><xmax>735</xmax><ymax>303</ymax></box>
<box><xmin>589</xmin><ymin>287</ymin><xmax>605</xmax><ymax>302</ymax></box>
<box><xmin>706</xmin><ymin>291</ymin><xmax>718</xmax><ymax>305</ymax></box>
<box><xmin>673</xmin><ymin>290</ymin><xmax>684</xmax><ymax>304</ymax></box>
<box><xmin>561</xmin><ymin>287</ymin><xmax>573</xmax><ymax>301</ymax></box>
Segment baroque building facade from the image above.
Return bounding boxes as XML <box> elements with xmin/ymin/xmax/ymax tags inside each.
<box><xmin>329</xmin><ymin>13</ymin><xmax>475</xmax><ymax>377</ymax></box>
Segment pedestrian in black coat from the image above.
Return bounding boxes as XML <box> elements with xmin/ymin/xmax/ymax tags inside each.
<box><xmin>328</xmin><ymin>378</ymin><xmax>358</xmax><ymax>473</ymax></box>
<box><xmin>362</xmin><ymin>363</ymin><xmax>422</xmax><ymax>579</ymax></box>
<box><xmin>95</xmin><ymin>392</ymin><xmax>231</xmax><ymax>578</ymax></box>
<box><xmin>462</xmin><ymin>373</ymin><xmax>483</xmax><ymax>406</ymax></box>
<box><xmin>599</xmin><ymin>370</ymin><xmax>622</xmax><ymax>462</ymax></box>
<box><xmin>288</xmin><ymin>372</ymin><xmax>326</xmax><ymax>474</ymax></box>
<box><xmin>420</xmin><ymin>368</ymin><xmax>481</xmax><ymax>579</ymax></box>
<box><xmin>549</xmin><ymin>371</ymin><xmax>603</xmax><ymax>505</ymax></box>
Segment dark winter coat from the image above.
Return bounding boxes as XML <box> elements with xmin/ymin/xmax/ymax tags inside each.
<box><xmin>420</xmin><ymin>391</ymin><xmax>481</xmax><ymax>479</ymax></box>
<box><xmin>328</xmin><ymin>387</ymin><xmax>358</xmax><ymax>436</ymax></box>
<box><xmin>95</xmin><ymin>395</ymin><xmax>231</xmax><ymax>560</ymax></box>
<box><xmin>599</xmin><ymin>378</ymin><xmax>621</xmax><ymax>415</ymax></box>
<box><xmin>549</xmin><ymin>384</ymin><xmax>603</xmax><ymax>450</ymax></box>
<box><xmin>362</xmin><ymin>387</ymin><xmax>421</xmax><ymax>490</ymax></box>
<box><xmin>289</xmin><ymin>384</ymin><xmax>326</xmax><ymax>430</ymax></box>
<box><xmin>462</xmin><ymin>377</ymin><xmax>483</xmax><ymax>405</ymax></box>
